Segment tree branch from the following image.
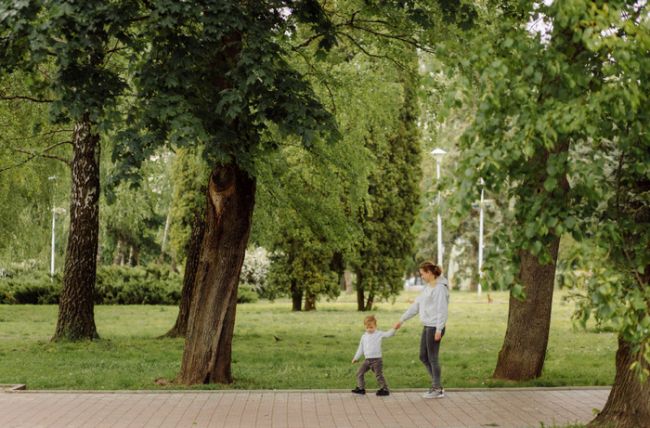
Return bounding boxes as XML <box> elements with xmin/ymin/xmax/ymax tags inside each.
<box><xmin>293</xmin><ymin>49</ymin><xmax>338</xmax><ymax>115</ymax></box>
<box><xmin>13</xmin><ymin>147</ymin><xmax>70</xmax><ymax>164</ymax></box>
<box><xmin>291</xmin><ymin>10</ymin><xmax>434</xmax><ymax>55</ymax></box>
<box><xmin>339</xmin><ymin>32</ymin><xmax>407</xmax><ymax>70</ymax></box>
<box><xmin>0</xmin><ymin>140</ymin><xmax>72</xmax><ymax>173</ymax></box>
<box><xmin>344</xmin><ymin>23</ymin><xmax>435</xmax><ymax>54</ymax></box>
<box><xmin>0</xmin><ymin>93</ymin><xmax>53</xmax><ymax>103</ymax></box>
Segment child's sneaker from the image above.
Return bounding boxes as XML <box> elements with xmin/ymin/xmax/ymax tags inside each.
<box><xmin>422</xmin><ymin>387</ymin><xmax>444</xmax><ymax>399</ymax></box>
<box><xmin>351</xmin><ymin>387</ymin><xmax>366</xmax><ymax>395</ymax></box>
<box><xmin>376</xmin><ymin>387</ymin><xmax>390</xmax><ymax>396</ymax></box>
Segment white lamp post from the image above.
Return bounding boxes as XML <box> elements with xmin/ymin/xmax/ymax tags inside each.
<box><xmin>431</xmin><ymin>148</ymin><xmax>446</xmax><ymax>267</ymax></box>
<box><xmin>48</xmin><ymin>176</ymin><xmax>57</xmax><ymax>279</ymax></box>
<box><xmin>477</xmin><ymin>177</ymin><xmax>485</xmax><ymax>296</ymax></box>
<box><xmin>49</xmin><ymin>207</ymin><xmax>66</xmax><ymax>278</ymax></box>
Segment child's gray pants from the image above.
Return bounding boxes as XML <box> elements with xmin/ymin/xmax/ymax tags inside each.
<box><xmin>356</xmin><ymin>358</ymin><xmax>387</xmax><ymax>389</ymax></box>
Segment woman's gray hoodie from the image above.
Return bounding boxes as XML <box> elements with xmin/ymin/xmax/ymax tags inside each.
<box><xmin>399</xmin><ymin>276</ymin><xmax>449</xmax><ymax>330</ymax></box>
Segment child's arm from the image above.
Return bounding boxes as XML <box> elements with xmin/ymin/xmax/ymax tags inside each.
<box><xmin>352</xmin><ymin>337</ymin><xmax>363</xmax><ymax>363</ymax></box>
<box><xmin>381</xmin><ymin>328</ymin><xmax>396</xmax><ymax>338</ymax></box>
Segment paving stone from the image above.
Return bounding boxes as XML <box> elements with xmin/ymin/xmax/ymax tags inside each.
<box><xmin>0</xmin><ymin>388</ymin><xmax>610</xmax><ymax>428</ymax></box>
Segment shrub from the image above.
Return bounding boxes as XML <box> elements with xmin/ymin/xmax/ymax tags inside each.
<box><xmin>0</xmin><ymin>264</ymin><xmax>260</xmax><ymax>305</ymax></box>
<box><xmin>0</xmin><ymin>271</ymin><xmax>61</xmax><ymax>304</ymax></box>
<box><xmin>0</xmin><ymin>265</ymin><xmax>182</xmax><ymax>305</ymax></box>
<box><xmin>239</xmin><ymin>247</ymin><xmax>270</xmax><ymax>297</ymax></box>
<box><xmin>237</xmin><ymin>283</ymin><xmax>259</xmax><ymax>304</ymax></box>
<box><xmin>95</xmin><ymin>265</ymin><xmax>181</xmax><ymax>304</ymax></box>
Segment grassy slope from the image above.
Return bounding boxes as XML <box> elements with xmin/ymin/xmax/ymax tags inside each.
<box><xmin>0</xmin><ymin>290</ymin><xmax>615</xmax><ymax>390</ymax></box>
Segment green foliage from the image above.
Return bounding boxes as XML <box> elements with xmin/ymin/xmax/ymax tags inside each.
<box><xmin>0</xmin><ymin>73</ymin><xmax>70</xmax><ymax>267</ymax></box>
<box><xmin>0</xmin><ymin>265</ymin><xmax>182</xmax><ymax>305</ymax></box>
<box><xmin>354</xmin><ymin>51</ymin><xmax>422</xmax><ymax>306</ymax></box>
<box><xmin>266</xmin><ymin>226</ymin><xmax>340</xmax><ymax>304</ymax></box>
<box><xmin>1</xmin><ymin>0</ymin><xmax>141</xmax><ymax>272</ymax></box>
<box><xmin>166</xmin><ymin>148</ymin><xmax>208</xmax><ymax>263</ymax></box>
<box><xmin>0</xmin><ymin>271</ymin><xmax>60</xmax><ymax>304</ymax></box>
<box><xmin>236</xmin><ymin>284</ymin><xmax>259</xmax><ymax>304</ymax></box>
<box><xmin>445</xmin><ymin>0</ymin><xmax>650</xmax><ymax>371</ymax></box>
<box><xmin>0</xmin><ymin>264</ymin><xmax>261</xmax><ymax>305</ymax></box>
<box><xmin>0</xmin><ymin>0</ymin><xmax>136</xmax><ymax>124</ymax></box>
<box><xmin>95</xmin><ymin>265</ymin><xmax>181</xmax><ymax>305</ymax></box>
<box><xmin>112</xmin><ymin>0</ymin><xmax>339</xmax><ymax>183</ymax></box>
<box><xmin>101</xmin><ymin>151</ymin><xmax>173</xmax><ymax>265</ymax></box>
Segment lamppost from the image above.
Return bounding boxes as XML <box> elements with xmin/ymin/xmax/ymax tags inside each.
<box><xmin>431</xmin><ymin>148</ymin><xmax>446</xmax><ymax>267</ymax></box>
<box><xmin>477</xmin><ymin>177</ymin><xmax>485</xmax><ymax>296</ymax></box>
<box><xmin>48</xmin><ymin>176</ymin><xmax>57</xmax><ymax>279</ymax></box>
<box><xmin>50</xmin><ymin>207</ymin><xmax>66</xmax><ymax>278</ymax></box>
<box><xmin>48</xmin><ymin>176</ymin><xmax>66</xmax><ymax>279</ymax></box>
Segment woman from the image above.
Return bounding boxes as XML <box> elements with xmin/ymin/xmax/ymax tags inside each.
<box><xmin>395</xmin><ymin>261</ymin><xmax>449</xmax><ymax>398</ymax></box>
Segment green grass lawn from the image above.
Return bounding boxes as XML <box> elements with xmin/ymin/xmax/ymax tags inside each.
<box><xmin>0</xmin><ymin>290</ymin><xmax>616</xmax><ymax>390</ymax></box>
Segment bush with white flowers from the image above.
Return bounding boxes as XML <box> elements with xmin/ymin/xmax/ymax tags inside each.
<box><xmin>239</xmin><ymin>246</ymin><xmax>271</xmax><ymax>296</ymax></box>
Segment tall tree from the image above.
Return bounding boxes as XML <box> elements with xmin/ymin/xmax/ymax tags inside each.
<box><xmin>451</xmin><ymin>0</ymin><xmax>617</xmax><ymax>379</ymax></box>
<box><xmin>452</xmin><ymin>2</ymin><xmax>649</xmax><ymax>422</ymax></box>
<box><xmin>267</xmin><ymin>225</ymin><xmax>340</xmax><ymax>311</ymax></box>
<box><xmin>354</xmin><ymin>54</ymin><xmax>422</xmax><ymax>311</ymax></box>
<box><xmin>113</xmin><ymin>1</ymin><xmax>339</xmax><ymax>384</ymax></box>
<box><xmin>0</xmin><ymin>0</ymin><xmax>135</xmax><ymax>340</ymax></box>
<box><xmin>560</xmin><ymin>2</ymin><xmax>650</xmax><ymax>425</ymax></box>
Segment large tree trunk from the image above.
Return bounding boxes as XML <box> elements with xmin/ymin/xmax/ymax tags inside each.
<box><xmin>303</xmin><ymin>293</ymin><xmax>316</xmax><ymax>311</ymax></box>
<box><xmin>343</xmin><ymin>271</ymin><xmax>353</xmax><ymax>294</ymax></box>
<box><xmin>177</xmin><ymin>164</ymin><xmax>255</xmax><ymax>385</ymax></box>
<box><xmin>365</xmin><ymin>292</ymin><xmax>374</xmax><ymax>311</ymax></box>
<box><xmin>493</xmin><ymin>238</ymin><xmax>561</xmax><ymax>379</ymax></box>
<box><xmin>589</xmin><ymin>337</ymin><xmax>650</xmax><ymax>428</ymax></box>
<box><xmin>162</xmin><ymin>209</ymin><xmax>206</xmax><ymax>338</ymax></box>
<box><xmin>494</xmin><ymin>141</ymin><xmax>569</xmax><ymax>380</ymax></box>
<box><xmin>52</xmin><ymin>119</ymin><xmax>100</xmax><ymax>341</ymax></box>
<box><xmin>356</xmin><ymin>270</ymin><xmax>366</xmax><ymax>311</ymax></box>
<box><xmin>290</xmin><ymin>280</ymin><xmax>302</xmax><ymax>312</ymax></box>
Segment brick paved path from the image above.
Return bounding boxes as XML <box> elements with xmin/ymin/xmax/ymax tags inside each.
<box><xmin>0</xmin><ymin>387</ymin><xmax>609</xmax><ymax>428</ymax></box>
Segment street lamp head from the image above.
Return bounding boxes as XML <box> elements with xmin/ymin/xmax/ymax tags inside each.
<box><xmin>48</xmin><ymin>176</ymin><xmax>57</xmax><ymax>181</ymax></box>
<box><xmin>430</xmin><ymin>148</ymin><xmax>447</xmax><ymax>159</ymax></box>
<box><xmin>478</xmin><ymin>177</ymin><xmax>485</xmax><ymax>186</ymax></box>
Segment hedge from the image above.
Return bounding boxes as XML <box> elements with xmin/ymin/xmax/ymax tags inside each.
<box><xmin>0</xmin><ymin>265</ymin><xmax>256</xmax><ymax>304</ymax></box>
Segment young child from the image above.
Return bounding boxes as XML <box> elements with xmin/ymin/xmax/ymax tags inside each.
<box><xmin>351</xmin><ymin>315</ymin><xmax>395</xmax><ymax>396</ymax></box>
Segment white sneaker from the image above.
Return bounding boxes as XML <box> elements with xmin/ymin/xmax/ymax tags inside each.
<box><xmin>422</xmin><ymin>387</ymin><xmax>445</xmax><ymax>399</ymax></box>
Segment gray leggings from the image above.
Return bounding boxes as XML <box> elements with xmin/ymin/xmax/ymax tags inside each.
<box><xmin>419</xmin><ymin>326</ymin><xmax>445</xmax><ymax>388</ymax></box>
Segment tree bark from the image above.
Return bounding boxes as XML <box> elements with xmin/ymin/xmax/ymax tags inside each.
<box><xmin>343</xmin><ymin>271</ymin><xmax>353</xmax><ymax>294</ymax></box>
<box><xmin>493</xmin><ymin>141</ymin><xmax>570</xmax><ymax>380</ymax></box>
<box><xmin>290</xmin><ymin>280</ymin><xmax>302</xmax><ymax>312</ymax></box>
<box><xmin>177</xmin><ymin>164</ymin><xmax>255</xmax><ymax>385</ymax></box>
<box><xmin>493</xmin><ymin>239</ymin><xmax>561</xmax><ymax>380</ymax></box>
<box><xmin>113</xmin><ymin>238</ymin><xmax>126</xmax><ymax>265</ymax></box>
<box><xmin>162</xmin><ymin>209</ymin><xmax>206</xmax><ymax>338</ymax></box>
<box><xmin>52</xmin><ymin>119</ymin><xmax>100</xmax><ymax>341</ymax></box>
<box><xmin>588</xmin><ymin>337</ymin><xmax>650</xmax><ymax>428</ymax></box>
<box><xmin>303</xmin><ymin>293</ymin><xmax>316</xmax><ymax>311</ymax></box>
<box><xmin>128</xmin><ymin>245</ymin><xmax>139</xmax><ymax>266</ymax></box>
<box><xmin>356</xmin><ymin>270</ymin><xmax>366</xmax><ymax>311</ymax></box>
<box><xmin>365</xmin><ymin>292</ymin><xmax>374</xmax><ymax>311</ymax></box>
